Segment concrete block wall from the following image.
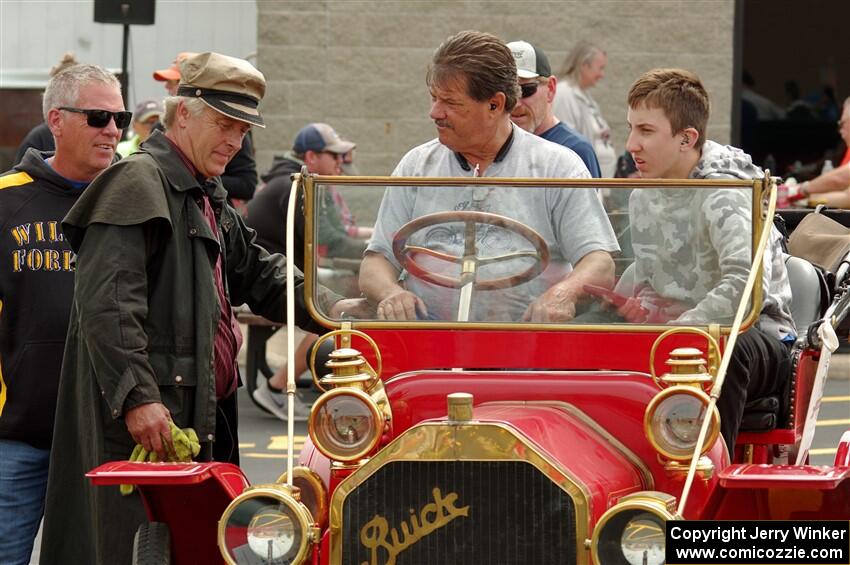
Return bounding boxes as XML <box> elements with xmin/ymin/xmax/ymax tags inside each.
<box><xmin>255</xmin><ymin>0</ymin><xmax>735</xmax><ymax>176</ymax></box>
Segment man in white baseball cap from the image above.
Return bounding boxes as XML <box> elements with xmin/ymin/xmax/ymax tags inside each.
<box><xmin>507</xmin><ymin>40</ymin><xmax>601</xmax><ymax>177</ymax></box>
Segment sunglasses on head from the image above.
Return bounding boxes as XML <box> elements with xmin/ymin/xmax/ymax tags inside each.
<box><xmin>519</xmin><ymin>82</ymin><xmax>542</xmax><ymax>99</ymax></box>
<box><xmin>59</xmin><ymin>107</ymin><xmax>133</xmax><ymax>129</ymax></box>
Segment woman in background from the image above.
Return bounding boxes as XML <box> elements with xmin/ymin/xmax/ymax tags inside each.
<box><xmin>553</xmin><ymin>41</ymin><xmax>617</xmax><ymax>177</ymax></box>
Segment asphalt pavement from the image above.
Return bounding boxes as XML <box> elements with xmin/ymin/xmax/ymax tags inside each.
<box><xmin>237</xmin><ymin>385</ymin><xmax>309</xmax><ymax>485</ymax></box>
<box><xmin>809</xmin><ymin>350</ymin><xmax>850</xmax><ymax>465</ymax></box>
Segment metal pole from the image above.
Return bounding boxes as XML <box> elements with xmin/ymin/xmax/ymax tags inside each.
<box><xmin>120</xmin><ymin>23</ymin><xmax>130</xmax><ymax>111</ymax></box>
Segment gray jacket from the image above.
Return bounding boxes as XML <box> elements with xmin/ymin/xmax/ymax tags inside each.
<box><xmin>629</xmin><ymin>140</ymin><xmax>795</xmax><ymax>339</ymax></box>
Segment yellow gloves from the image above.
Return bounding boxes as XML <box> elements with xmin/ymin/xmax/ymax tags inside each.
<box><xmin>120</xmin><ymin>423</ymin><xmax>201</xmax><ymax>495</ymax></box>
<box><xmin>168</xmin><ymin>423</ymin><xmax>201</xmax><ymax>462</ymax></box>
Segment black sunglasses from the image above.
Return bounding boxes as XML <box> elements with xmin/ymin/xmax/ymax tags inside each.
<box><xmin>59</xmin><ymin>107</ymin><xmax>133</xmax><ymax>129</ymax></box>
<box><xmin>520</xmin><ymin>82</ymin><xmax>541</xmax><ymax>99</ymax></box>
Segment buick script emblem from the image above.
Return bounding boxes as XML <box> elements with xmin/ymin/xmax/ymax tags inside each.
<box><xmin>359</xmin><ymin>487</ymin><xmax>470</xmax><ymax>565</ymax></box>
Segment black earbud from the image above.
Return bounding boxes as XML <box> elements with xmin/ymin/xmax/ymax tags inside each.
<box><xmin>490</xmin><ymin>103</ymin><xmax>497</xmax><ymax>110</ymax></box>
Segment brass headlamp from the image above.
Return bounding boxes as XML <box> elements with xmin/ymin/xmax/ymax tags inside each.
<box><xmin>645</xmin><ymin>348</ymin><xmax>720</xmax><ymax>463</ymax></box>
<box><xmin>307</xmin><ymin>330</ymin><xmax>391</xmax><ymax>463</ymax></box>
<box><xmin>591</xmin><ymin>491</ymin><xmax>682</xmax><ymax>565</ymax></box>
<box><xmin>218</xmin><ymin>483</ymin><xmax>318</xmax><ymax>565</ymax></box>
<box><xmin>645</xmin><ymin>330</ymin><xmax>722</xmax><ymax>468</ymax></box>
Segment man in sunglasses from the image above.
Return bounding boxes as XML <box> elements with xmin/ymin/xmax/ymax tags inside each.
<box><xmin>0</xmin><ymin>63</ymin><xmax>123</xmax><ymax>565</ymax></box>
<box><xmin>507</xmin><ymin>40</ymin><xmax>601</xmax><ymax>178</ymax></box>
<box><xmin>360</xmin><ymin>31</ymin><xmax>618</xmax><ymax>322</ymax></box>
<box><xmin>40</xmin><ymin>52</ymin><xmax>349</xmax><ymax>565</ymax></box>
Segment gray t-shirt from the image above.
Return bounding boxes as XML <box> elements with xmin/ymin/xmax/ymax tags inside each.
<box><xmin>367</xmin><ymin>125</ymin><xmax>619</xmax><ymax>321</ymax></box>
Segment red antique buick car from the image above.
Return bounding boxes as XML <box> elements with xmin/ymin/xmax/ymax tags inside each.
<box><xmin>89</xmin><ymin>172</ymin><xmax>850</xmax><ymax>564</ymax></box>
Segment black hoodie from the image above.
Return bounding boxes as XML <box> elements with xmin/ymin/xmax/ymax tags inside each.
<box><xmin>0</xmin><ymin>149</ymin><xmax>88</xmax><ymax>448</ymax></box>
<box><xmin>245</xmin><ymin>154</ymin><xmax>366</xmax><ymax>269</ymax></box>
<box><xmin>245</xmin><ymin>154</ymin><xmax>304</xmax><ymax>263</ymax></box>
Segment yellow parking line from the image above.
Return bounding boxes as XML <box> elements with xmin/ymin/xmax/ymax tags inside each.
<box><xmin>815</xmin><ymin>419</ymin><xmax>850</xmax><ymax>427</ymax></box>
<box><xmin>242</xmin><ymin>452</ymin><xmax>289</xmax><ymax>459</ymax></box>
<box><xmin>268</xmin><ymin>435</ymin><xmax>308</xmax><ymax>450</ymax></box>
<box><xmin>238</xmin><ymin>443</ymin><xmax>256</xmax><ymax>448</ymax></box>
<box><xmin>809</xmin><ymin>448</ymin><xmax>837</xmax><ymax>455</ymax></box>
<box><xmin>822</xmin><ymin>396</ymin><xmax>850</xmax><ymax>403</ymax></box>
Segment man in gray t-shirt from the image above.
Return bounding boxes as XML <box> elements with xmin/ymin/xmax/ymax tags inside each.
<box><xmin>359</xmin><ymin>31</ymin><xmax>619</xmax><ymax>322</ymax></box>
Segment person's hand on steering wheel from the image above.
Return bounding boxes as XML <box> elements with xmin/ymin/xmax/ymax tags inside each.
<box><xmin>376</xmin><ymin>288</ymin><xmax>428</xmax><ymax>320</ymax></box>
<box><xmin>521</xmin><ymin>283</ymin><xmax>578</xmax><ymax>322</ymax></box>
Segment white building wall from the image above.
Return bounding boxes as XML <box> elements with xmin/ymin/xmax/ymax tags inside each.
<box><xmin>0</xmin><ymin>0</ymin><xmax>256</xmax><ymax>107</ymax></box>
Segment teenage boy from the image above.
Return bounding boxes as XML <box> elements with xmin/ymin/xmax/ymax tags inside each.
<box><xmin>600</xmin><ymin>68</ymin><xmax>797</xmax><ymax>454</ymax></box>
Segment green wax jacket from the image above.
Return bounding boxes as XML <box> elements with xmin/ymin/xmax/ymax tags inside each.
<box><xmin>40</xmin><ymin>131</ymin><xmax>330</xmax><ymax>565</ymax></box>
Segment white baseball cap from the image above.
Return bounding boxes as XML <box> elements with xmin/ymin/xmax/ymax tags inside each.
<box><xmin>507</xmin><ymin>40</ymin><xmax>552</xmax><ymax>79</ymax></box>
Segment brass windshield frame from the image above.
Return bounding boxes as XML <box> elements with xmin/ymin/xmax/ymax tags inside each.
<box><xmin>300</xmin><ymin>173</ymin><xmax>769</xmax><ymax>336</ymax></box>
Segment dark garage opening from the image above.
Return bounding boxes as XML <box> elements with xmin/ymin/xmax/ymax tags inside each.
<box><xmin>737</xmin><ymin>0</ymin><xmax>849</xmax><ymax>179</ymax></box>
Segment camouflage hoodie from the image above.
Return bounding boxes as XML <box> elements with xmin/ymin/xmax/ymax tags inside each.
<box><xmin>629</xmin><ymin>140</ymin><xmax>795</xmax><ymax>339</ymax></box>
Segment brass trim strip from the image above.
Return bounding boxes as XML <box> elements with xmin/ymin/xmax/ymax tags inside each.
<box><xmin>708</xmin><ymin>323</ymin><xmax>722</xmax><ymax>376</ymax></box>
<box><xmin>487</xmin><ymin>400</ymin><xmax>655</xmax><ymax>490</ymax></box>
<box><xmin>328</xmin><ymin>421</ymin><xmax>592</xmax><ymax>564</ymax></box>
<box><xmin>305</xmin><ymin>173</ymin><xmax>756</xmax><ymax>189</ymax></box>
<box><xmin>301</xmin><ymin>173</ymin><xmax>323</xmax><ymax>327</ymax></box>
<box><xmin>304</xmin><ymin>317</ymin><xmax>738</xmax><ymax>334</ymax></box>
<box><xmin>741</xmin><ymin>176</ymin><xmax>769</xmax><ymax>330</ymax></box>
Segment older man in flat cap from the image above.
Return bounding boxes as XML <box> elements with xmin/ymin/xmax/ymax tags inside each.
<box><xmin>39</xmin><ymin>52</ymin><xmax>342</xmax><ymax>564</ymax></box>
<box><xmin>153</xmin><ymin>50</ymin><xmax>260</xmax><ymax>205</ymax></box>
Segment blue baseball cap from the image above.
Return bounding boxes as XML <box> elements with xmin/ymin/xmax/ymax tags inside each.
<box><xmin>293</xmin><ymin>123</ymin><xmax>355</xmax><ymax>154</ymax></box>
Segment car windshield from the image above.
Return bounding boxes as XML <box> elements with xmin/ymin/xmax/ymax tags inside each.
<box><xmin>305</xmin><ymin>177</ymin><xmax>764</xmax><ymax>330</ymax></box>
